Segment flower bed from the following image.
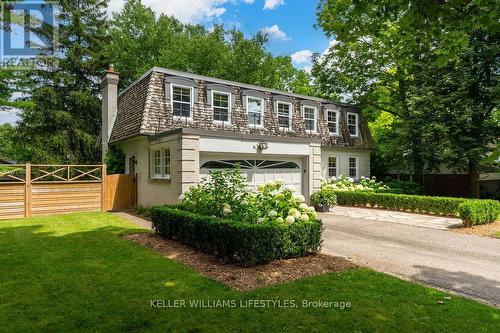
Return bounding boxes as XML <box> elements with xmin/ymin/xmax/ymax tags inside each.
<box><xmin>334</xmin><ymin>191</ymin><xmax>500</xmax><ymax>225</ymax></box>
<box><xmin>152</xmin><ymin>168</ymin><xmax>324</xmax><ymax>264</ymax></box>
<box><xmin>151</xmin><ymin>205</ymin><xmax>323</xmax><ymax>265</ymax></box>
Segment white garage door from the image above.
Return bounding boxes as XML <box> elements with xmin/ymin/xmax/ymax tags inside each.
<box><xmin>200</xmin><ymin>159</ymin><xmax>303</xmax><ymax>194</ymax></box>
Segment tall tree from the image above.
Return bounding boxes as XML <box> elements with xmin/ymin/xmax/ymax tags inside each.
<box><xmin>107</xmin><ymin>0</ymin><xmax>314</xmax><ymax>94</ymax></box>
<box><xmin>14</xmin><ymin>0</ymin><xmax>110</xmax><ymax>163</ymax></box>
<box><xmin>314</xmin><ymin>0</ymin><xmax>499</xmax><ymax>197</ymax></box>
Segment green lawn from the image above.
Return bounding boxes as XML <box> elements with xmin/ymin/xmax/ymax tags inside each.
<box><xmin>0</xmin><ymin>213</ymin><xmax>498</xmax><ymax>332</ymax></box>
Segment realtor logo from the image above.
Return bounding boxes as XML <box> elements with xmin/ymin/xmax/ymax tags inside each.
<box><xmin>1</xmin><ymin>1</ymin><xmax>58</xmax><ymax>69</ymax></box>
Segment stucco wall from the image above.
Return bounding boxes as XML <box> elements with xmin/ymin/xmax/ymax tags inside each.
<box><xmin>118</xmin><ymin>136</ymin><xmax>180</xmax><ymax>207</ymax></box>
<box><xmin>321</xmin><ymin>148</ymin><xmax>371</xmax><ymax>180</ymax></box>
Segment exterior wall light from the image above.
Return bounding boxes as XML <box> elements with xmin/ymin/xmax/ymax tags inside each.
<box><xmin>254</xmin><ymin>142</ymin><xmax>269</xmax><ymax>151</ymax></box>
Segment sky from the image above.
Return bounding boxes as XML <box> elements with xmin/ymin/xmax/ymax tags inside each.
<box><xmin>0</xmin><ymin>0</ymin><xmax>331</xmax><ymax>125</ymax></box>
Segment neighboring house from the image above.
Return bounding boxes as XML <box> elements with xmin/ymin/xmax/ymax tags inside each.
<box><xmin>101</xmin><ymin>66</ymin><xmax>375</xmax><ymax>206</ymax></box>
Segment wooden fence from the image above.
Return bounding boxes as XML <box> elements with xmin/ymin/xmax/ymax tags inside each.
<box><xmin>0</xmin><ymin>164</ymin><xmax>136</xmax><ymax>220</ymax></box>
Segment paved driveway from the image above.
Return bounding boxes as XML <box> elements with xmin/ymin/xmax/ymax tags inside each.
<box><xmin>320</xmin><ymin>212</ymin><xmax>500</xmax><ymax>307</ymax></box>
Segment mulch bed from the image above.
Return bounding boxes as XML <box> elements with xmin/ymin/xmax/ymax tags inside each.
<box><xmin>124</xmin><ymin>233</ymin><xmax>357</xmax><ymax>291</ymax></box>
<box><xmin>451</xmin><ymin>220</ymin><xmax>500</xmax><ymax>238</ymax></box>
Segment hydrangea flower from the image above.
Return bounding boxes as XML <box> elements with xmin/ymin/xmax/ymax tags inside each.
<box><xmin>299</xmin><ymin>203</ymin><xmax>308</xmax><ymax>210</ymax></box>
<box><xmin>288</xmin><ymin>208</ymin><xmax>299</xmax><ymax>216</ymax></box>
<box><xmin>275</xmin><ymin>193</ymin><xmax>284</xmax><ymax>200</ymax></box>
<box><xmin>241</xmin><ymin>200</ymin><xmax>248</xmax><ymax>205</ymax></box>
<box><xmin>307</xmin><ymin>206</ymin><xmax>315</xmax><ymax>212</ymax></box>
<box><xmin>275</xmin><ymin>179</ymin><xmax>285</xmax><ymax>185</ymax></box>
<box><xmin>223</xmin><ymin>203</ymin><xmax>231</xmax><ymax>210</ymax></box>
<box><xmin>268</xmin><ymin>210</ymin><xmax>278</xmax><ymax>218</ymax></box>
<box><xmin>276</xmin><ymin>217</ymin><xmax>284</xmax><ymax>223</ymax></box>
<box><xmin>285</xmin><ymin>215</ymin><xmax>295</xmax><ymax>224</ymax></box>
<box><xmin>223</xmin><ymin>208</ymin><xmax>232</xmax><ymax>215</ymax></box>
<box><xmin>284</xmin><ymin>185</ymin><xmax>296</xmax><ymax>192</ymax></box>
<box><xmin>257</xmin><ymin>217</ymin><xmax>264</xmax><ymax>223</ymax></box>
<box><xmin>300</xmin><ymin>214</ymin><xmax>310</xmax><ymax>222</ymax></box>
<box><xmin>293</xmin><ymin>194</ymin><xmax>305</xmax><ymax>202</ymax></box>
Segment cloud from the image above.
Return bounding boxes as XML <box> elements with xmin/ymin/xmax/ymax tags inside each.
<box><xmin>291</xmin><ymin>49</ymin><xmax>313</xmax><ymax>65</ymax></box>
<box><xmin>108</xmin><ymin>0</ymin><xmax>257</xmax><ymax>24</ymax></box>
<box><xmin>264</xmin><ymin>0</ymin><xmax>285</xmax><ymax>10</ymax></box>
<box><xmin>260</xmin><ymin>24</ymin><xmax>290</xmax><ymax>41</ymax></box>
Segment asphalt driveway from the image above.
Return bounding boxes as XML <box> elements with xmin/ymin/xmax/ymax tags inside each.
<box><xmin>319</xmin><ymin>212</ymin><xmax>500</xmax><ymax>307</ymax></box>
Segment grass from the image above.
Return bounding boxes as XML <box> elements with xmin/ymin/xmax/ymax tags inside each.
<box><xmin>0</xmin><ymin>212</ymin><xmax>499</xmax><ymax>332</ymax></box>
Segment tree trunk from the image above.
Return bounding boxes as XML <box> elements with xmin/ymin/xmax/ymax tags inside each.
<box><xmin>468</xmin><ymin>158</ymin><xmax>480</xmax><ymax>198</ymax></box>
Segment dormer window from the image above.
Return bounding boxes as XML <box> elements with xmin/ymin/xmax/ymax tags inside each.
<box><xmin>326</xmin><ymin>109</ymin><xmax>339</xmax><ymax>135</ymax></box>
<box><xmin>302</xmin><ymin>106</ymin><xmax>317</xmax><ymax>133</ymax></box>
<box><xmin>246</xmin><ymin>96</ymin><xmax>264</xmax><ymax>127</ymax></box>
<box><xmin>277</xmin><ymin>101</ymin><xmax>292</xmax><ymax>131</ymax></box>
<box><xmin>171</xmin><ymin>85</ymin><xmax>193</xmax><ymax>119</ymax></box>
<box><xmin>212</xmin><ymin>91</ymin><xmax>231</xmax><ymax>124</ymax></box>
<box><xmin>347</xmin><ymin>112</ymin><xmax>359</xmax><ymax>137</ymax></box>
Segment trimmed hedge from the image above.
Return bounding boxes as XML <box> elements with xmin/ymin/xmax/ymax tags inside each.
<box><xmin>334</xmin><ymin>191</ymin><xmax>500</xmax><ymax>225</ymax></box>
<box><xmin>458</xmin><ymin>200</ymin><xmax>500</xmax><ymax>227</ymax></box>
<box><xmin>335</xmin><ymin>191</ymin><xmax>463</xmax><ymax>215</ymax></box>
<box><xmin>151</xmin><ymin>205</ymin><xmax>324</xmax><ymax>265</ymax></box>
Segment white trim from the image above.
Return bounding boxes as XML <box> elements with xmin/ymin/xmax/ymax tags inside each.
<box><xmin>325</xmin><ymin>109</ymin><xmax>340</xmax><ymax>135</ymax></box>
<box><xmin>348</xmin><ymin>156</ymin><xmax>359</xmax><ymax>180</ymax></box>
<box><xmin>211</xmin><ymin>90</ymin><xmax>232</xmax><ymax>125</ymax></box>
<box><xmin>245</xmin><ymin>95</ymin><xmax>265</xmax><ymax>128</ymax></box>
<box><xmin>301</xmin><ymin>105</ymin><xmax>317</xmax><ymax>133</ymax></box>
<box><xmin>327</xmin><ymin>155</ymin><xmax>340</xmax><ymax>178</ymax></box>
<box><xmin>346</xmin><ymin>112</ymin><xmax>359</xmax><ymax>137</ymax></box>
<box><xmin>275</xmin><ymin>101</ymin><xmax>293</xmax><ymax>131</ymax></box>
<box><xmin>170</xmin><ymin>84</ymin><xmax>194</xmax><ymax>121</ymax></box>
<box><xmin>150</xmin><ymin>147</ymin><xmax>171</xmax><ymax>180</ymax></box>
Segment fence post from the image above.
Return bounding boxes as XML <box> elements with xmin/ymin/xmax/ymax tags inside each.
<box><xmin>25</xmin><ymin>163</ymin><xmax>32</xmax><ymax>218</ymax></box>
<box><xmin>101</xmin><ymin>164</ymin><xmax>107</xmax><ymax>212</ymax></box>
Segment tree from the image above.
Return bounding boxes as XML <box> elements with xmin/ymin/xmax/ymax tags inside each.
<box><xmin>107</xmin><ymin>0</ymin><xmax>314</xmax><ymax>93</ymax></box>
<box><xmin>14</xmin><ymin>0</ymin><xmax>110</xmax><ymax>163</ymax></box>
<box><xmin>314</xmin><ymin>0</ymin><xmax>499</xmax><ymax>197</ymax></box>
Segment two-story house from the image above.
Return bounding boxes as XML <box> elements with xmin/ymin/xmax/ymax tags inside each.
<box><xmin>101</xmin><ymin>66</ymin><xmax>375</xmax><ymax>206</ymax></box>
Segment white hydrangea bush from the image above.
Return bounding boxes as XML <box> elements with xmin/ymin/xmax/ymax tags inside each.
<box><xmin>321</xmin><ymin>175</ymin><xmax>389</xmax><ymax>192</ymax></box>
<box><xmin>181</xmin><ymin>178</ymin><xmax>318</xmax><ymax>225</ymax></box>
<box><xmin>239</xmin><ymin>181</ymin><xmax>317</xmax><ymax>224</ymax></box>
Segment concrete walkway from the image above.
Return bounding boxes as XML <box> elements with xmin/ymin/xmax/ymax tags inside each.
<box><xmin>319</xmin><ymin>212</ymin><xmax>500</xmax><ymax>307</ymax></box>
<box><xmin>331</xmin><ymin>206</ymin><xmax>463</xmax><ymax>230</ymax></box>
<box><xmin>113</xmin><ymin>211</ymin><xmax>152</xmax><ymax>229</ymax></box>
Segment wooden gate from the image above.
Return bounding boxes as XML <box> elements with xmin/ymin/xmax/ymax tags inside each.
<box><xmin>0</xmin><ymin>164</ymin><xmax>136</xmax><ymax>220</ymax></box>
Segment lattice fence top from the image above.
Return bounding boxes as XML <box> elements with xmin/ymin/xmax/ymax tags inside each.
<box><xmin>0</xmin><ymin>164</ymin><xmax>103</xmax><ymax>183</ymax></box>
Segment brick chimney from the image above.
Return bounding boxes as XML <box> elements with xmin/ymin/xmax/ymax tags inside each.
<box><xmin>101</xmin><ymin>65</ymin><xmax>119</xmax><ymax>162</ymax></box>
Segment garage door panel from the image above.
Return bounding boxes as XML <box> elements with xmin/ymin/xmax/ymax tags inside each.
<box><xmin>200</xmin><ymin>159</ymin><xmax>303</xmax><ymax>194</ymax></box>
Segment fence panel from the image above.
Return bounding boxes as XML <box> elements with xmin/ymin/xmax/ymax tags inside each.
<box><xmin>0</xmin><ymin>164</ymin><xmax>136</xmax><ymax>220</ymax></box>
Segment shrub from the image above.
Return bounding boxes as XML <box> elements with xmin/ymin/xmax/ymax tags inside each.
<box><xmin>181</xmin><ymin>176</ymin><xmax>319</xmax><ymax>225</ymax></box>
<box><xmin>322</xmin><ymin>175</ymin><xmax>389</xmax><ymax>192</ymax></box>
<box><xmin>310</xmin><ymin>188</ymin><xmax>337</xmax><ymax>207</ymax></box>
<box><xmin>335</xmin><ymin>191</ymin><xmax>500</xmax><ymax>225</ymax></box>
<box><xmin>335</xmin><ymin>191</ymin><xmax>464</xmax><ymax>216</ymax></box>
<box><xmin>383</xmin><ymin>179</ymin><xmax>423</xmax><ymax>195</ymax></box>
<box><xmin>457</xmin><ymin>200</ymin><xmax>500</xmax><ymax>227</ymax></box>
<box><xmin>180</xmin><ymin>168</ymin><xmax>247</xmax><ymax>218</ymax></box>
<box><xmin>151</xmin><ymin>205</ymin><xmax>323</xmax><ymax>265</ymax></box>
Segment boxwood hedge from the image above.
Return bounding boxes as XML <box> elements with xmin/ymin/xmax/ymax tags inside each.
<box><xmin>151</xmin><ymin>205</ymin><xmax>324</xmax><ymax>265</ymax></box>
<box><xmin>457</xmin><ymin>200</ymin><xmax>500</xmax><ymax>227</ymax></box>
<box><xmin>334</xmin><ymin>191</ymin><xmax>499</xmax><ymax>225</ymax></box>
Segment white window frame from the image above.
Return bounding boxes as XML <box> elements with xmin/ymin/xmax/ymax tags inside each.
<box><xmin>246</xmin><ymin>96</ymin><xmax>265</xmax><ymax>128</ymax></box>
<box><xmin>211</xmin><ymin>90</ymin><xmax>232</xmax><ymax>125</ymax></box>
<box><xmin>150</xmin><ymin>147</ymin><xmax>171</xmax><ymax>180</ymax></box>
<box><xmin>170</xmin><ymin>84</ymin><xmax>194</xmax><ymax>121</ymax></box>
<box><xmin>276</xmin><ymin>101</ymin><xmax>293</xmax><ymax>131</ymax></box>
<box><xmin>301</xmin><ymin>105</ymin><xmax>317</xmax><ymax>133</ymax></box>
<box><xmin>346</xmin><ymin>112</ymin><xmax>359</xmax><ymax>137</ymax></box>
<box><xmin>326</xmin><ymin>109</ymin><xmax>340</xmax><ymax>135</ymax></box>
<box><xmin>327</xmin><ymin>155</ymin><xmax>339</xmax><ymax>178</ymax></box>
<box><xmin>348</xmin><ymin>156</ymin><xmax>359</xmax><ymax>180</ymax></box>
